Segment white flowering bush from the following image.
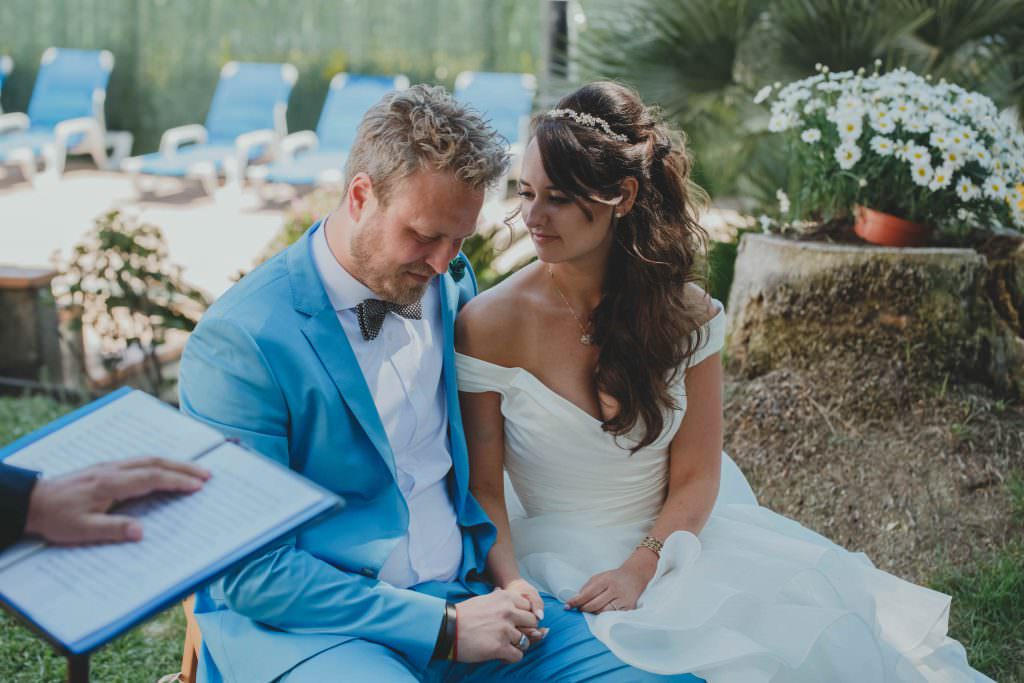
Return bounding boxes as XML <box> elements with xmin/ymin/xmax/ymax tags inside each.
<box><xmin>757</xmin><ymin>64</ymin><xmax>1024</xmax><ymax>237</ymax></box>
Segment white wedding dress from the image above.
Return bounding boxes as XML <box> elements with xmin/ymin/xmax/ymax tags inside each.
<box><xmin>455</xmin><ymin>301</ymin><xmax>992</xmax><ymax>683</ymax></box>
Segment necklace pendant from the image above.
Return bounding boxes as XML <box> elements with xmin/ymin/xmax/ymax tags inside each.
<box><xmin>580</xmin><ymin>333</ymin><xmax>594</xmax><ymax>346</ymax></box>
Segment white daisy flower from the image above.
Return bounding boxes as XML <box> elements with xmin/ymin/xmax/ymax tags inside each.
<box><xmin>801</xmin><ymin>128</ymin><xmax>822</xmax><ymax>143</ymax></box>
<box><xmin>971</xmin><ymin>145</ymin><xmax>993</xmax><ymax>168</ymax></box>
<box><xmin>870</xmin><ymin>136</ymin><xmax>895</xmax><ymax>155</ymax></box>
<box><xmin>906</xmin><ymin>145</ymin><xmax>931</xmax><ymax>165</ymax></box>
<box><xmin>753</xmin><ymin>85</ymin><xmax>773</xmax><ymax>104</ymax></box>
<box><xmin>872</xmin><ymin>118</ymin><xmax>895</xmax><ymax>134</ymax></box>
<box><xmin>769</xmin><ymin>113</ymin><xmax>793</xmax><ymax>132</ymax></box>
<box><xmin>929</xmin><ymin>131</ymin><xmax>950</xmax><ymax>149</ymax></box>
<box><xmin>928</xmin><ymin>165</ymin><xmax>953</xmax><ymax>191</ymax></box>
<box><xmin>803</xmin><ymin>98</ymin><xmax>826</xmax><ymax>114</ymax></box>
<box><xmin>758</xmin><ymin>214</ymin><xmax>774</xmax><ymax>232</ymax></box>
<box><xmin>904</xmin><ymin>119</ymin><xmax>929</xmax><ymax>134</ymax></box>
<box><xmin>890</xmin><ymin>100</ymin><xmax>914</xmax><ymax>121</ymax></box>
<box><xmin>911</xmin><ymin>163</ymin><xmax>933</xmax><ymax>187</ymax></box>
<box><xmin>787</xmin><ymin>88</ymin><xmax>811</xmax><ymax>102</ymax></box>
<box><xmin>835</xmin><ymin>142</ymin><xmax>862</xmax><ymax>170</ymax></box>
<box><xmin>927</xmin><ymin>112</ymin><xmax>954</xmax><ymax>130</ymax></box>
<box><xmin>836</xmin><ymin>94</ymin><xmax>865</xmax><ymax>115</ymax></box>
<box><xmin>943</xmin><ymin>148</ymin><xmax>966</xmax><ymax>169</ymax></box>
<box><xmin>955</xmin><ymin>177</ymin><xmax>979</xmax><ymax>201</ymax></box>
<box><xmin>776</xmin><ymin>189</ymin><xmax>791</xmax><ymax>214</ymax></box>
<box><xmin>983</xmin><ymin>175</ymin><xmax>1008</xmax><ymax>200</ymax></box>
<box><xmin>837</xmin><ymin>117</ymin><xmax>863</xmax><ymax>141</ymax></box>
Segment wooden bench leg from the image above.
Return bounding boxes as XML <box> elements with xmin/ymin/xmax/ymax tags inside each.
<box><xmin>180</xmin><ymin>594</ymin><xmax>201</xmax><ymax>683</ymax></box>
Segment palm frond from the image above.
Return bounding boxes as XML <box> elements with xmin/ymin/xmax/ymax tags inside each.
<box><xmin>577</xmin><ymin>0</ymin><xmax>767</xmax><ymax>121</ymax></box>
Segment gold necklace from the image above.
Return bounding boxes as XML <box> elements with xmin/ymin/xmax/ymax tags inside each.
<box><xmin>547</xmin><ymin>266</ymin><xmax>594</xmax><ymax>345</ymax></box>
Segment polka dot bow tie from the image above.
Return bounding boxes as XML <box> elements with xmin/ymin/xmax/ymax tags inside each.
<box><xmin>356</xmin><ymin>299</ymin><xmax>423</xmax><ymax>341</ymax></box>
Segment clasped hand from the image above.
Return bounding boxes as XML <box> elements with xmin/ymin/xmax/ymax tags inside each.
<box><xmin>454</xmin><ymin>582</ymin><xmax>547</xmax><ymax>664</ymax></box>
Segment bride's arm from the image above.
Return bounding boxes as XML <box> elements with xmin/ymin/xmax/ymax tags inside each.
<box><xmin>643</xmin><ymin>287</ymin><xmax>725</xmax><ymax>547</ymax></box>
<box><xmin>459</xmin><ymin>388</ymin><xmax>522</xmax><ymax>588</ymax></box>
<box><xmin>646</xmin><ymin>349</ymin><xmax>724</xmax><ymax>543</ymax></box>
<box><xmin>459</xmin><ymin>385</ymin><xmax>547</xmax><ymax>629</ymax></box>
<box><xmin>455</xmin><ymin>297</ymin><xmax>546</xmax><ymax>623</ymax></box>
<box><xmin>567</xmin><ymin>352</ymin><xmax>723</xmax><ymax>612</ymax></box>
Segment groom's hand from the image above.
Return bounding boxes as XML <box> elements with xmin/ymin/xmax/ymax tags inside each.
<box><xmin>454</xmin><ymin>589</ymin><xmax>540</xmax><ymax>663</ymax></box>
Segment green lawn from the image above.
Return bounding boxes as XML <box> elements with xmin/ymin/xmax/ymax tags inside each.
<box><xmin>0</xmin><ymin>396</ymin><xmax>186</xmax><ymax>683</ymax></box>
<box><xmin>0</xmin><ymin>395</ymin><xmax>1019</xmax><ymax>681</ymax></box>
<box><xmin>929</xmin><ymin>475</ymin><xmax>1024</xmax><ymax>682</ymax></box>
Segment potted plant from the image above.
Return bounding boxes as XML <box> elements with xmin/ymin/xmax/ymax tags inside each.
<box><xmin>756</xmin><ymin>64</ymin><xmax>1024</xmax><ymax>246</ymax></box>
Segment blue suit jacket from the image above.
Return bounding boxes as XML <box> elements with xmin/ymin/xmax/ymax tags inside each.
<box><xmin>178</xmin><ymin>222</ymin><xmax>497</xmax><ymax>682</ymax></box>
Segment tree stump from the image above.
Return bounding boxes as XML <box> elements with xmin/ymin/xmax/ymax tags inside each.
<box><xmin>725</xmin><ymin>234</ymin><xmax>1024</xmax><ymax>400</ymax></box>
<box><xmin>0</xmin><ymin>266</ymin><xmax>63</xmax><ymax>385</ymax></box>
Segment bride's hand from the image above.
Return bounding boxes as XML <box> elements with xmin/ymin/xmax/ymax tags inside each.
<box><xmin>565</xmin><ymin>554</ymin><xmax>657</xmax><ymax>613</ymax></box>
<box><xmin>504</xmin><ymin>577</ymin><xmax>548</xmax><ymax>642</ymax></box>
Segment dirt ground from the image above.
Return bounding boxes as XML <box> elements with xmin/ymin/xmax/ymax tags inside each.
<box><xmin>723</xmin><ymin>360</ymin><xmax>1024</xmax><ymax>584</ymax></box>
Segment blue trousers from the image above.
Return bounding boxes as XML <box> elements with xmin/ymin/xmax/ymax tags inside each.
<box><xmin>277</xmin><ymin>594</ymin><xmax>704</xmax><ymax>682</ymax></box>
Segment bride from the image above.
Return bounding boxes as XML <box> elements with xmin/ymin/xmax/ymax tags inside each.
<box><xmin>454</xmin><ymin>81</ymin><xmax>991</xmax><ymax>682</ymax></box>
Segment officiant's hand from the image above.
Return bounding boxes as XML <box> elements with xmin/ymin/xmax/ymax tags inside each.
<box><xmin>565</xmin><ymin>553</ymin><xmax>658</xmax><ymax>613</ymax></box>
<box><xmin>25</xmin><ymin>457</ymin><xmax>210</xmax><ymax>544</ymax></box>
<box><xmin>454</xmin><ymin>588</ymin><xmax>542</xmax><ymax>663</ymax></box>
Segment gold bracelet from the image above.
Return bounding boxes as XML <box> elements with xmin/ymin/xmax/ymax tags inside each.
<box><xmin>636</xmin><ymin>535</ymin><xmax>664</xmax><ymax>557</ymax></box>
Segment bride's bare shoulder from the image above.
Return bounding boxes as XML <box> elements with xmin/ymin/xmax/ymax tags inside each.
<box><xmin>456</xmin><ymin>262</ymin><xmax>543</xmax><ymax>365</ymax></box>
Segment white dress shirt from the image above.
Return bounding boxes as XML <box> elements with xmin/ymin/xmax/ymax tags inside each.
<box><xmin>311</xmin><ymin>223</ymin><xmax>462</xmax><ymax>588</ymax></box>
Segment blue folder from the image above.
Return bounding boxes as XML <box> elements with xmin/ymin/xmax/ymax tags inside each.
<box><xmin>0</xmin><ymin>388</ymin><xmax>343</xmax><ymax>656</ymax></box>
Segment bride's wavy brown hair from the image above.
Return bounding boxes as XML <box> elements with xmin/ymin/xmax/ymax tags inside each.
<box><xmin>531</xmin><ymin>81</ymin><xmax>710</xmax><ymax>452</ymax></box>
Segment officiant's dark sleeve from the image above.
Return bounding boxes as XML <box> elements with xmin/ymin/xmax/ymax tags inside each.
<box><xmin>0</xmin><ymin>463</ymin><xmax>38</xmax><ymax>549</ymax></box>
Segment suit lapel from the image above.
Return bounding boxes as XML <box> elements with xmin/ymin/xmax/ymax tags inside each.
<box><xmin>301</xmin><ymin>310</ymin><xmax>397</xmax><ymax>479</ymax></box>
<box><xmin>289</xmin><ymin>222</ymin><xmax>397</xmax><ymax>479</ymax></box>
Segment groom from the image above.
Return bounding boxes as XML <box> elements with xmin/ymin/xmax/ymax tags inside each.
<box><xmin>179</xmin><ymin>84</ymin><xmax>701</xmax><ymax>682</ymax></box>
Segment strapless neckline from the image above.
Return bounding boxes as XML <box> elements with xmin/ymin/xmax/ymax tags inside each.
<box><xmin>454</xmin><ymin>304</ymin><xmax>726</xmax><ymax>428</ymax></box>
<box><xmin>454</xmin><ymin>353</ymin><xmax>606</xmax><ymax>426</ymax></box>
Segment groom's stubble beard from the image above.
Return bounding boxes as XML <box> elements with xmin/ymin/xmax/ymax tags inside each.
<box><xmin>349</xmin><ymin>213</ymin><xmax>432</xmax><ymax>306</ymax></box>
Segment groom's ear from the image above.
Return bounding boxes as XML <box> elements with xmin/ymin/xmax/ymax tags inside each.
<box><xmin>347</xmin><ymin>173</ymin><xmax>377</xmax><ymax>222</ymax></box>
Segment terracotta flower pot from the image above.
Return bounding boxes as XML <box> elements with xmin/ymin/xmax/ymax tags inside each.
<box><xmin>853</xmin><ymin>206</ymin><xmax>932</xmax><ymax>247</ymax></box>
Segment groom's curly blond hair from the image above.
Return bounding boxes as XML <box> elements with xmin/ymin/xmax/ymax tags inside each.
<box><xmin>344</xmin><ymin>84</ymin><xmax>510</xmax><ymax>205</ymax></box>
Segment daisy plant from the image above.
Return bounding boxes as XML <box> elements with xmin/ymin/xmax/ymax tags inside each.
<box><xmin>756</xmin><ymin>63</ymin><xmax>1024</xmax><ymax>238</ymax></box>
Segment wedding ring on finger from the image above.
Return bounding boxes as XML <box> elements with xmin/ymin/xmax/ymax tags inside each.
<box><xmin>516</xmin><ymin>633</ymin><xmax>530</xmax><ymax>650</ymax></box>
<box><xmin>608</xmin><ymin>600</ymin><xmax>620</xmax><ymax>611</ymax></box>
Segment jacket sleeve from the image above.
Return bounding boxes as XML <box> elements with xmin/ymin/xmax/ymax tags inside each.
<box><xmin>178</xmin><ymin>316</ymin><xmax>445</xmax><ymax>670</ymax></box>
<box><xmin>0</xmin><ymin>463</ymin><xmax>38</xmax><ymax>550</ymax></box>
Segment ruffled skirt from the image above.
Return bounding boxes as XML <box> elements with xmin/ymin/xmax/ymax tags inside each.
<box><xmin>508</xmin><ymin>455</ymin><xmax>992</xmax><ymax>682</ymax></box>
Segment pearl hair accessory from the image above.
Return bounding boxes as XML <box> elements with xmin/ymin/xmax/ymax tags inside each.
<box><xmin>546</xmin><ymin>108</ymin><xmax>629</xmax><ymax>143</ymax></box>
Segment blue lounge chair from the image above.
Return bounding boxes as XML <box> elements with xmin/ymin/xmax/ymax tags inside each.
<box><xmin>0</xmin><ymin>56</ymin><xmax>11</xmax><ymax>111</ymax></box>
<box><xmin>124</xmin><ymin>61</ymin><xmax>297</xmax><ymax>195</ymax></box>
<box><xmin>0</xmin><ymin>48</ymin><xmax>114</xmax><ymax>183</ymax></box>
<box><xmin>454</xmin><ymin>71</ymin><xmax>536</xmax><ymax>151</ymax></box>
<box><xmin>454</xmin><ymin>71</ymin><xmax>536</xmax><ymax>199</ymax></box>
<box><xmin>248</xmin><ymin>73</ymin><xmax>408</xmax><ymax>193</ymax></box>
